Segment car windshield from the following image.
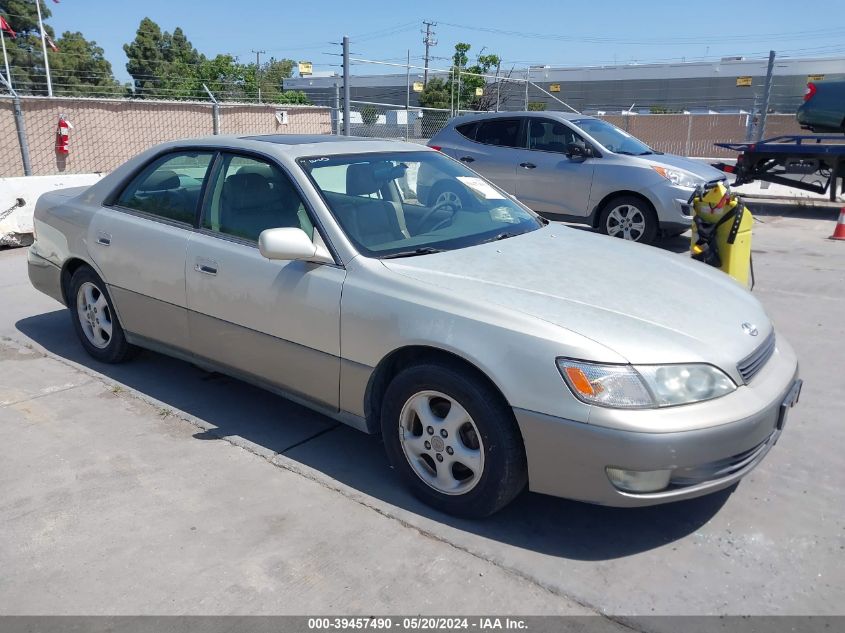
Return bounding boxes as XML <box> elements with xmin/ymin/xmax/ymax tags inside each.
<box><xmin>571</xmin><ymin>118</ymin><xmax>655</xmax><ymax>155</ymax></box>
<box><xmin>299</xmin><ymin>150</ymin><xmax>544</xmax><ymax>258</ymax></box>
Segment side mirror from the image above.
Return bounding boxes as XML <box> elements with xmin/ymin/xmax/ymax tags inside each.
<box><xmin>566</xmin><ymin>142</ymin><xmax>590</xmax><ymax>161</ymax></box>
<box><xmin>258</xmin><ymin>227</ymin><xmax>333</xmax><ymax>264</ymax></box>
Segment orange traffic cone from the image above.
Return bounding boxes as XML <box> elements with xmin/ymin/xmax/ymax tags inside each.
<box><xmin>831</xmin><ymin>208</ymin><xmax>845</xmax><ymax>241</ymax></box>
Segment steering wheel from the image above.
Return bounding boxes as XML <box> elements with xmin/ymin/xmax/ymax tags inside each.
<box><xmin>418</xmin><ymin>197</ymin><xmax>460</xmax><ymax>232</ymax></box>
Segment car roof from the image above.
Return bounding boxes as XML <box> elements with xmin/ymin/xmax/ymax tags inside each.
<box><xmin>149</xmin><ymin>134</ymin><xmax>432</xmax><ymax>159</ymax></box>
<box><xmin>450</xmin><ymin>111</ymin><xmax>591</xmax><ymax>124</ymax></box>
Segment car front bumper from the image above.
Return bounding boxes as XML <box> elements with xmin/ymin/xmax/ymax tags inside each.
<box><xmin>647</xmin><ymin>182</ymin><xmax>698</xmax><ymax>230</ymax></box>
<box><xmin>515</xmin><ymin>339</ymin><xmax>800</xmax><ymax>507</ymax></box>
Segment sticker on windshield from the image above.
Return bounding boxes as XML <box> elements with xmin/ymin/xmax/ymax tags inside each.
<box><xmin>456</xmin><ymin>176</ymin><xmax>505</xmax><ymax>200</ymax></box>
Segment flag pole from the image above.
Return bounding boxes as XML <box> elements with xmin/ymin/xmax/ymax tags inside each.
<box><xmin>35</xmin><ymin>0</ymin><xmax>52</xmax><ymax>96</ymax></box>
<box><xmin>0</xmin><ymin>28</ymin><xmax>11</xmax><ymax>92</ymax></box>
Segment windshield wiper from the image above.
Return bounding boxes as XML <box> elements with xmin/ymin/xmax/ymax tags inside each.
<box><xmin>482</xmin><ymin>232</ymin><xmax>518</xmax><ymax>244</ymax></box>
<box><xmin>381</xmin><ymin>247</ymin><xmax>446</xmax><ymax>259</ymax></box>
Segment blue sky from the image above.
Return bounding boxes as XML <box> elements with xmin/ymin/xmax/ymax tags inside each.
<box><xmin>46</xmin><ymin>0</ymin><xmax>845</xmax><ymax>84</ymax></box>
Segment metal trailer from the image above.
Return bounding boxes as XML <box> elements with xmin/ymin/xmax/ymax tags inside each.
<box><xmin>713</xmin><ymin>135</ymin><xmax>845</xmax><ymax>202</ymax></box>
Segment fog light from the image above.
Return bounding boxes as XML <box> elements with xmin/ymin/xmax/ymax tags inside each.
<box><xmin>606</xmin><ymin>467</ymin><xmax>672</xmax><ymax>493</ymax></box>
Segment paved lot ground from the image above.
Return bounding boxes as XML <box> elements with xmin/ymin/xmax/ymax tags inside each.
<box><xmin>1</xmin><ymin>203</ymin><xmax>843</xmax><ymax>620</ymax></box>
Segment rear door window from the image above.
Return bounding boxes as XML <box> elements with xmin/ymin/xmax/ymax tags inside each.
<box><xmin>474</xmin><ymin>118</ymin><xmax>525</xmax><ymax>148</ymax></box>
<box><xmin>116</xmin><ymin>151</ymin><xmax>214</xmax><ymax>224</ymax></box>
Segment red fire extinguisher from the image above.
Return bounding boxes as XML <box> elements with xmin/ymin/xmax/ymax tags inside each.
<box><xmin>56</xmin><ymin>115</ymin><xmax>72</xmax><ymax>155</ymax></box>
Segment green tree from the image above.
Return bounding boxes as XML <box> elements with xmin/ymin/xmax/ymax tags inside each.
<box><xmin>261</xmin><ymin>57</ymin><xmax>295</xmax><ymax>101</ymax></box>
<box><xmin>1</xmin><ymin>1</ymin><xmax>119</xmax><ymax>96</ymax></box>
<box><xmin>123</xmin><ymin>19</ymin><xmax>298</xmax><ymax>102</ymax></box>
<box><xmin>360</xmin><ymin>104</ymin><xmax>378</xmax><ymax>124</ymax></box>
<box><xmin>123</xmin><ymin>17</ymin><xmax>168</xmax><ymax>97</ymax></box>
<box><xmin>418</xmin><ymin>77</ymin><xmax>450</xmax><ymax>110</ymax></box>
<box><xmin>424</xmin><ymin>43</ymin><xmax>503</xmax><ymax>112</ymax></box>
<box><xmin>275</xmin><ymin>90</ymin><xmax>310</xmax><ymax>105</ymax></box>
<box><xmin>50</xmin><ymin>31</ymin><xmax>122</xmax><ymax>96</ymax></box>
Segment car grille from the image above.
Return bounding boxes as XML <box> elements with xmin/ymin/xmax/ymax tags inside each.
<box><xmin>669</xmin><ymin>434</ymin><xmax>774</xmax><ymax>487</ymax></box>
<box><xmin>737</xmin><ymin>330</ymin><xmax>776</xmax><ymax>384</ymax></box>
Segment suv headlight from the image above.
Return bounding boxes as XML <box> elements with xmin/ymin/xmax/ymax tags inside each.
<box><xmin>557</xmin><ymin>359</ymin><xmax>736</xmax><ymax>409</ymax></box>
<box><xmin>652</xmin><ymin>165</ymin><xmax>701</xmax><ymax>189</ymax></box>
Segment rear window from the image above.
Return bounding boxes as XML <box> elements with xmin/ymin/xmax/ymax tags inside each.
<box><xmin>475</xmin><ymin>119</ymin><xmax>524</xmax><ymax>148</ymax></box>
<box><xmin>455</xmin><ymin>122</ymin><xmax>478</xmax><ymax>140</ymax></box>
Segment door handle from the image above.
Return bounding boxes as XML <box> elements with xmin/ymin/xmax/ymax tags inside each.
<box><xmin>194</xmin><ymin>258</ymin><xmax>218</xmax><ymax>275</ymax></box>
<box><xmin>459</xmin><ymin>156</ymin><xmax>475</xmax><ymax>163</ymax></box>
<box><xmin>96</xmin><ymin>232</ymin><xmax>111</xmax><ymax>246</ymax></box>
<box><xmin>519</xmin><ymin>162</ymin><xmax>537</xmax><ymax>169</ymax></box>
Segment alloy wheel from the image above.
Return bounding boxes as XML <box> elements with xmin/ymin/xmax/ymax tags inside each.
<box><xmin>606</xmin><ymin>204</ymin><xmax>647</xmax><ymax>241</ymax></box>
<box><xmin>76</xmin><ymin>281</ymin><xmax>113</xmax><ymax>349</ymax></box>
<box><xmin>398</xmin><ymin>390</ymin><xmax>485</xmax><ymax>495</ymax></box>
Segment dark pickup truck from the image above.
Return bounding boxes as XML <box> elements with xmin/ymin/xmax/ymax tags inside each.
<box><xmin>797</xmin><ymin>80</ymin><xmax>845</xmax><ymax>134</ymax></box>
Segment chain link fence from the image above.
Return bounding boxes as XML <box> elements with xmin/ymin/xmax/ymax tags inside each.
<box><xmin>346</xmin><ymin>101</ymin><xmax>451</xmax><ymax>143</ymax></box>
<box><xmin>0</xmin><ymin>96</ymin><xmax>332</xmax><ymax>177</ymax></box>
<box><xmin>0</xmin><ymin>95</ymin><xmax>810</xmax><ymax>178</ymax></box>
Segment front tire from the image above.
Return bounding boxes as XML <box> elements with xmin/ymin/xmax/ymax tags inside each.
<box><xmin>598</xmin><ymin>195</ymin><xmax>658</xmax><ymax>244</ymax></box>
<box><xmin>381</xmin><ymin>362</ymin><xmax>527</xmax><ymax>518</ymax></box>
<box><xmin>69</xmin><ymin>266</ymin><xmax>136</xmax><ymax>363</ymax></box>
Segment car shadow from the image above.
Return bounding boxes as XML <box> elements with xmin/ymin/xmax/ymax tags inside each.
<box><xmin>16</xmin><ymin>309</ymin><xmax>731</xmax><ymax>562</ymax></box>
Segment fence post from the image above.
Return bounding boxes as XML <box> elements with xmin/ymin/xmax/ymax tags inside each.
<box><xmin>203</xmin><ymin>84</ymin><xmax>220</xmax><ymax>135</ymax></box>
<box><xmin>1</xmin><ymin>74</ymin><xmax>31</xmax><ymax>175</ymax></box>
<box><xmin>333</xmin><ymin>82</ymin><xmax>340</xmax><ymax>135</ymax></box>
<box><xmin>524</xmin><ymin>67</ymin><xmax>529</xmax><ymax>110</ymax></box>
<box><xmin>685</xmin><ymin>114</ymin><xmax>693</xmax><ymax>157</ymax></box>
<box><xmin>342</xmin><ymin>35</ymin><xmax>351</xmax><ymax>136</ymax></box>
<box><xmin>754</xmin><ymin>50</ymin><xmax>776</xmax><ymax>143</ymax></box>
<box><xmin>405</xmin><ymin>49</ymin><xmax>411</xmax><ymax>141</ymax></box>
<box><xmin>13</xmin><ymin>94</ymin><xmax>32</xmax><ymax>176</ymax></box>
<box><xmin>495</xmin><ymin>64</ymin><xmax>500</xmax><ymax>112</ymax></box>
<box><xmin>450</xmin><ymin>67</ymin><xmax>455</xmax><ymax>116</ymax></box>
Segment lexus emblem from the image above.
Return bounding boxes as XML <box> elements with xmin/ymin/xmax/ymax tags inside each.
<box><xmin>742</xmin><ymin>322</ymin><xmax>759</xmax><ymax>336</ymax></box>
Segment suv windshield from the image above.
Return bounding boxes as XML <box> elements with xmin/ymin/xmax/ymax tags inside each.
<box><xmin>300</xmin><ymin>151</ymin><xmax>543</xmax><ymax>258</ymax></box>
<box><xmin>571</xmin><ymin>118</ymin><xmax>655</xmax><ymax>155</ymax></box>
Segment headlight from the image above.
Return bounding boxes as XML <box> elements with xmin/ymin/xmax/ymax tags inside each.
<box><xmin>636</xmin><ymin>364</ymin><xmax>736</xmax><ymax>406</ymax></box>
<box><xmin>557</xmin><ymin>359</ymin><xmax>736</xmax><ymax>409</ymax></box>
<box><xmin>651</xmin><ymin>165</ymin><xmax>701</xmax><ymax>189</ymax></box>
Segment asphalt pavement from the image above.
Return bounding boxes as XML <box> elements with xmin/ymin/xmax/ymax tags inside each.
<box><xmin>1</xmin><ymin>203</ymin><xmax>843</xmax><ymax>621</ymax></box>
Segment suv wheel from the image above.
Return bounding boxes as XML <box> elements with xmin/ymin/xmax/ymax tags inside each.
<box><xmin>381</xmin><ymin>362</ymin><xmax>527</xmax><ymax>517</ymax></box>
<box><xmin>599</xmin><ymin>195</ymin><xmax>658</xmax><ymax>244</ymax></box>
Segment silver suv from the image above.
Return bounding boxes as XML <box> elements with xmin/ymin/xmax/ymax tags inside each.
<box><xmin>426</xmin><ymin>112</ymin><xmax>726</xmax><ymax>243</ymax></box>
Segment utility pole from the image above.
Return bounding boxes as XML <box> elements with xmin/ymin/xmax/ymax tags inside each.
<box><xmin>252</xmin><ymin>49</ymin><xmax>265</xmax><ymax>103</ymax></box>
<box><xmin>422</xmin><ymin>20</ymin><xmax>437</xmax><ymax>86</ymax></box>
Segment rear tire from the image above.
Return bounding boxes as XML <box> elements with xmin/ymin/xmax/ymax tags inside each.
<box><xmin>598</xmin><ymin>195</ymin><xmax>659</xmax><ymax>244</ymax></box>
<box><xmin>381</xmin><ymin>362</ymin><xmax>527</xmax><ymax>518</ymax></box>
<box><xmin>68</xmin><ymin>266</ymin><xmax>136</xmax><ymax>363</ymax></box>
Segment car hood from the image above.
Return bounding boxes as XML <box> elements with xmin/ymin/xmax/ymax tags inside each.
<box><xmin>382</xmin><ymin>225</ymin><xmax>771</xmax><ymax>375</ymax></box>
<box><xmin>642</xmin><ymin>153</ymin><xmax>727</xmax><ymax>181</ymax></box>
